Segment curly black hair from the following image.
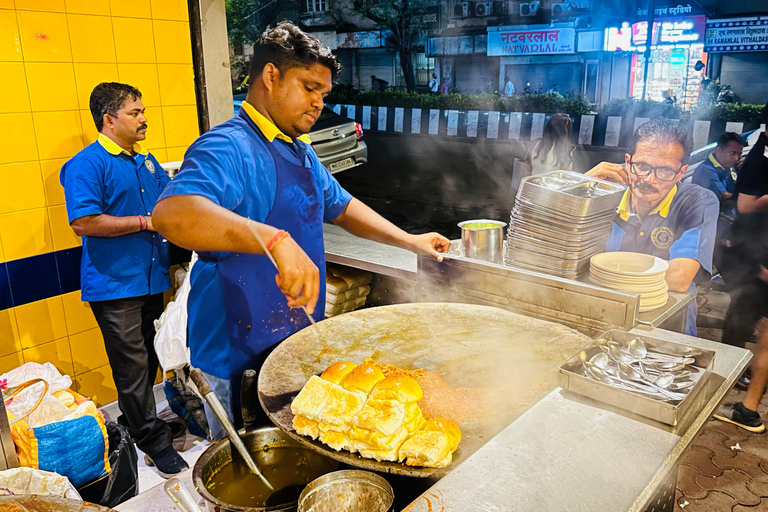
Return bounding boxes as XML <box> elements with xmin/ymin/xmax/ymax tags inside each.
<box><xmin>89</xmin><ymin>82</ymin><xmax>142</xmax><ymax>131</ymax></box>
<box><xmin>248</xmin><ymin>21</ymin><xmax>341</xmax><ymax>85</ymax></box>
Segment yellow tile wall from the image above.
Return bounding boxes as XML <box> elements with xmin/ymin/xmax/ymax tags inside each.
<box><xmin>0</xmin><ymin>1</ymin><xmax>199</xmax><ymax>406</ymax></box>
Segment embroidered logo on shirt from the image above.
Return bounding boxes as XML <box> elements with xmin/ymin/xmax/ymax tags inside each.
<box><xmin>731</xmin><ymin>170</ymin><xmax>738</xmax><ymax>181</ymax></box>
<box><xmin>651</xmin><ymin>226</ymin><xmax>674</xmax><ymax>249</ymax></box>
<box><xmin>146</xmin><ymin>160</ymin><xmax>155</xmax><ymax>173</ymax></box>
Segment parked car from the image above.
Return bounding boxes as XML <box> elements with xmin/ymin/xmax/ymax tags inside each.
<box><xmin>233</xmin><ymin>95</ymin><xmax>368</xmax><ymax>174</ymax></box>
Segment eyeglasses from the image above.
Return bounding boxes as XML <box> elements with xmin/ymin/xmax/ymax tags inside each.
<box><xmin>628</xmin><ymin>159</ymin><xmax>682</xmax><ymax>182</ymax></box>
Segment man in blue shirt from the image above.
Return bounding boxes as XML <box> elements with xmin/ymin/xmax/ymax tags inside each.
<box><xmin>60</xmin><ymin>83</ymin><xmax>187</xmax><ymax>477</ymax></box>
<box><xmin>153</xmin><ymin>23</ymin><xmax>450</xmax><ymax>435</ymax></box>
<box><xmin>588</xmin><ymin>119</ymin><xmax>719</xmax><ymax>337</ymax></box>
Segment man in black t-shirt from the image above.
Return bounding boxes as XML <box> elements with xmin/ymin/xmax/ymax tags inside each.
<box><xmin>714</xmin><ymin>103</ymin><xmax>768</xmax><ymax>433</ymax></box>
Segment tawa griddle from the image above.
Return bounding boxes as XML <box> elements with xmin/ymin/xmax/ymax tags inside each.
<box><xmin>258</xmin><ymin>302</ymin><xmax>593</xmax><ymax>477</ymax></box>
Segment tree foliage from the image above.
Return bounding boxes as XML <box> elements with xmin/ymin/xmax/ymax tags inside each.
<box><xmin>349</xmin><ymin>0</ymin><xmax>433</xmax><ymax>91</ymax></box>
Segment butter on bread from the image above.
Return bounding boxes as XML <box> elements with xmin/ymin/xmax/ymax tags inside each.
<box><xmin>292</xmin><ymin>415</ymin><xmax>319</xmax><ymax>439</ymax></box>
<box><xmin>290</xmin><ymin>375</ymin><xmax>334</xmax><ymax>420</ymax></box>
<box><xmin>340</xmin><ymin>363</ymin><xmax>385</xmax><ymax>394</ymax></box>
<box><xmin>423</xmin><ymin>417</ymin><xmax>462</xmax><ymax>451</ymax></box>
<box><xmin>353</xmin><ymin>398</ymin><xmax>405</xmax><ymax>436</ymax></box>
<box><xmin>398</xmin><ymin>430</ymin><xmax>452</xmax><ymax>467</ymax></box>
<box><xmin>369</xmin><ymin>375</ymin><xmax>423</xmax><ymax>403</ymax></box>
<box><xmin>320</xmin><ymin>361</ymin><xmax>357</xmax><ymax>384</ymax></box>
<box><xmin>318</xmin><ymin>385</ymin><xmax>367</xmax><ymax>425</ymax></box>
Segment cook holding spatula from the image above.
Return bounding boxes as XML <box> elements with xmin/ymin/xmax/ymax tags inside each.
<box><xmin>152</xmin><ymin>22</ymin><xmax>449</xmax><ymax>438</ymax></box>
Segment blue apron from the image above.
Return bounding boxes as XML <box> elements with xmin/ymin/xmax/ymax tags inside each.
<box><xmin>219</xmin><ymin>128</ymin><xmax>326</xmax><ymax>393</ymax></box>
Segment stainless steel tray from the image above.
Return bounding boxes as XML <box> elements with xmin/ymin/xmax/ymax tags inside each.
<box><xmin>508</xmin><ymin>220</ymin><xmax>613</xmax><ymax>245</ymax></box>
<box><xmin>558</xmin><ymin>329</ymin><xmax>715</xmax><ymax>426</ymax></box>
<box><xmin>518</xmin><ymin>171</ymin><xmax>625</xmax><ymax>217</ymax></box>
<box><xmin>503</xmin><ymin>258</ymin><xmax>587</xmax><ymax>279</ymax></box>
<box><xmin>505</xmin><ymin>249</ymin><xmax>592</xmax><ymax>272</ymax></box>
<box><xmin>507</xmin><ymin>238</ymin><xmax>607</xmax><ymax>261</ymax></box>
<box><xmin>514</xmin><ymin>197</ymin><xmax>619</xmax><ymax>223</ymax></box>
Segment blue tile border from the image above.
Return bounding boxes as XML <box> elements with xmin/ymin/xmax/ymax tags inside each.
<box><xmin>1</xmin><ymin>246</ymin><xmax>82</xmax><ymax>311</ymax></box>
<box><xmin>7</xmin><ymin>252</ymin><xmax>61</xmax><ymax>307</ymax></box>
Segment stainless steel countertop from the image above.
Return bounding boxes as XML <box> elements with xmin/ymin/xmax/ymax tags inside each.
<box><xmin>403</xmin><ymin>327</ymin><xmax>750</xmax><ymax>512</ymax></box>
<box><xmin>323</xmin><ymin>223</ymin><xmax>417</xmax><ymax>280</ymax></box>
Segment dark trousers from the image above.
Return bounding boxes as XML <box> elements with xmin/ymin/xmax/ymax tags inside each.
<box><xmin>90</xmin><ymin>294</ymin><xmax>172</xmax><ymax>456</ymax></box>
<box><xmin>720</xmin><ymin>245</ymin><xmax>768</xmax><ymax>348</ymax></box>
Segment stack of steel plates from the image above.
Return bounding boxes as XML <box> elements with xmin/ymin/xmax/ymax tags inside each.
<box><xmin>504</xmin><ymin>171</ymin><xmax>626</xmax><ymax>279</ymax></box>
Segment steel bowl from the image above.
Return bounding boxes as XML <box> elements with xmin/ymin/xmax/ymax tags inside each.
<box><xmin>458</xmin><ymin>219</ymin><xmax>506</xmax><ymax>264</ymax></box>
<box><xmin>297</xmin><ymin>470</ymin><xmax>394</xmax><ymax>512</ymax></box>
<box><xmin>193</xmin><ymin>427</ymin><xmax>338</xmax><ymax>512</ymax></box>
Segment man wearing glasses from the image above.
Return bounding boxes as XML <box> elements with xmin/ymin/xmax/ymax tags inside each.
<box><xmin>587</xmin><ymin>119</ymin><xmax>719</xmax><ymax>336</ymax></box>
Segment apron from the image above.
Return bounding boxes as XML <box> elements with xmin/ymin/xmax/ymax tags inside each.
<box><xmin>219</xmin><ymin>128</ymin><xmax>326</xmax><ymax>406</ymax></box>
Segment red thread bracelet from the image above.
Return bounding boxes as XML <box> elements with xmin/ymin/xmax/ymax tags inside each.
<box><xmin>267</xmin><ymin>230</ymin><xmax>290</xmax><ymax>251</ymax></box>
<box><xmin>139</xmin><ymin>215</ymin><xmax>146</xmax><ymax>231</ymax></box>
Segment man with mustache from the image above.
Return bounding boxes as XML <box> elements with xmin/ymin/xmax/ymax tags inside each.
<box><xmin>152</xmin><ymin>23</ymin><xmax>449</xmax><ymax>436</ymax></box>
<box><xmin>60</xmin><ymin>83</ymin><xmax>187</xmax><ymax>477</ymax></box>
<box><xmin>587</xmin><ymin>119</ymin><xmax>719</xmax><ymax>336</ymax></box>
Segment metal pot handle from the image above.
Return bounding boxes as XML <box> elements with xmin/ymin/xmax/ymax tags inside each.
<box><xmin>164</xmin><ymin>477</ymin><xmax>204</xmax><ymax>512</ymax></box>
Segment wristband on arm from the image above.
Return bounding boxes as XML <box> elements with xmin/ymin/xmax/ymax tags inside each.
<box><xmin>267</xmin><ymin>230</ymin><xmax>290</xmax><ymax>251</ymax></box>
<box><xmin>138</xmin><ymin>215</ymin><xmax>146</xmax><ymax>231</ymax></box>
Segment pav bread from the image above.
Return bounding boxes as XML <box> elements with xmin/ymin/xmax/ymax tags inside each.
<box><xmin>398</xmin><ymin>430</ymin><xmax>452</xmax><ymax>467</ymax></box>
<box><xmin>340</xmin><ymin>363</ymin><xmax>385</xmax><ymax>394</ymax></box>
<box><xmin>290</xmin><ymin>376</ymin><xmax>333</xmax><ymax>420</ymax></box>
<box><xmin>320</xmin><ymin>361</ymin><xmax>357</xmax><ymax>384</ymax></box>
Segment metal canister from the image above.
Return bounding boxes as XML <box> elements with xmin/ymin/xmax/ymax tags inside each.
<box><xmin>458</xmin><ymin>219</ymin><xmax>506</xmax><ymax>264</ymax></box>
<box><xmin>297</xmin><ymin>470</ymin><xmax>394</xmax><ymax>512</ymax></box>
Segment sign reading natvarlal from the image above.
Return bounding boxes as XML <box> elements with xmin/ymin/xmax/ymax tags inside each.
<box><xmin>487</xmin><ymin>26</ymin><xmax>575</xmax><ymax>56</ymax></box>
<box><xmin>704</xmin><ymin>17</ymin><xmax>768</xmax><ymax>53</ymax></box>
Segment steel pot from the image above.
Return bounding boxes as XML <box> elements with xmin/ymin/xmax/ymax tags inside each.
<box><xmin>192</xmin><ymin>427</ymin><xmax>338</xmax><ymax>512</ymax></box>
<box><xmin>458</xmin><ymin>219</ymin><xmax>506</xmax><ymax>264</ymax></box>
<box><xmin>297</xmin><ymin>470</ymin><xmax>394</xmax><ymax>512</ymax></box>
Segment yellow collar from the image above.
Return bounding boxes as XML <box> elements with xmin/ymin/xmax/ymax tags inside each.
<box><xmin>240</xmin><ymin>101</ymin><xmax>312</xmax><ymax>144</ymax></box>
<box><xmin>708</xmin><ymin>153</ymin><xmax>725</xmax><ymax>170</ymax></box>
<box><xmin>98</xmin><ymin>133</ymin><xmax>148</xmax><ymax>156</ymax></box>
<box><xmin>617</xmin><ymin>185</ymin><xmax>677</xmax><ymax>221</ymax></box>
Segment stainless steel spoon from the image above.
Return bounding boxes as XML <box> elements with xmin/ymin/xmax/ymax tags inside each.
<box><xmin>618</xmin><ymin>363</ymin><xmax>685</xmax><ymax>400</ymax></box>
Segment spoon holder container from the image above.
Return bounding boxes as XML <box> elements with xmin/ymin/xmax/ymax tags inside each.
<box><xmin>558</xmin><ymin>329</ymin><xmax>715</xmax><ymax>426</ymax></box>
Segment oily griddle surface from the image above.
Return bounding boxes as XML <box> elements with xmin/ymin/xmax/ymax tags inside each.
<box><xmin>258</xmin><ymin>302</ymin><xmax>592</xmax><ymax>477</ymax></box>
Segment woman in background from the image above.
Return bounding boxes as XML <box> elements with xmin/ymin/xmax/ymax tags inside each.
<box><xmin>528</xmin><ymin>113</ymin><xmax>574</xmax><ymax>175</ymax></box>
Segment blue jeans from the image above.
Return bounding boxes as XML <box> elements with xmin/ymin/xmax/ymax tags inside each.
<box><xmin>201</xmin><ymin>371</ymin><xmax>233</xmax><ymax>441</ymax></box>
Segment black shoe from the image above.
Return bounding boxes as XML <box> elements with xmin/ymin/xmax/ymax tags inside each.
<box><xmin>713</xmin><ymin>402</ymin><xmax>765</xmax><ymax>433</ymax></box>
<box><xmin>145</xmin><ymin>446</ymin><xmax>189</xmax><ymax>479</ymax></box>
<box><xmin>735</xmin><ymin>371</ymin><xmax>752</xmax><ymax>391</ymax></box>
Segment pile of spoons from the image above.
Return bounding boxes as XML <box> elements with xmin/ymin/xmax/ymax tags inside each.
<box><xmin>582</xmin><ymin>338</ymin><xmax>697</xmax><ymax>402</ymax></box>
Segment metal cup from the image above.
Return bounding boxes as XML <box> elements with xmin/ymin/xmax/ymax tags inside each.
<box><xmin>458</xmin><ymin>219</ymin><xmax>506</xmax><ymax>264</ymax></box>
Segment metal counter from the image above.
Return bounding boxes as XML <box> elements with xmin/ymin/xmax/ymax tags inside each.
<box><xmin>402</xmin><ymin>328</ymin><xmax>750</xmax><ymax>512</ymax></box>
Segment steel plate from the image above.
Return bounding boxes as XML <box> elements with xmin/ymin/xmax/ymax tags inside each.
<box><xmin>258</xmin><ymin>303</ymin><xmax>594</xmax><ymax>478</ymax></box>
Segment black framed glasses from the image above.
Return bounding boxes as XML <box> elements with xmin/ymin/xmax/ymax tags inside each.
<box><xmin>628</xmin><ymin>159</ymin><xmax>682</xmax><ymax>182</ymax></box>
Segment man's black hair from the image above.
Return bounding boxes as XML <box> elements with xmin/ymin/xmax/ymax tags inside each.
<box><xmin>89</xmin><ymin>82</ymin><xmax>142</xmax><ymax>132</ymax></box>
<box><xmin>249</xmin><ymin>21</ymin><xmax>341</xmax><ymax>85</ymax></box>
<box><xmin>716</xmin><ymin>131</ymin><xmax>747</xmax><ymax>148</ymax></box>
<box><xmin>762</xmin><ymin>101</ymin><xmax>768</xmax><ymax>124</ymax></box>
<box><xmin>630</xmin><ymin>118</ymin><xmax>693</xmax><ymax>165</ymax></box>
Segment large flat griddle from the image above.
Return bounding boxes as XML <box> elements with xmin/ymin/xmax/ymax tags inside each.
<box><xmin>258</xmin><ymin>302</ymin><xmax>593</xmax><ymax>477</ymax></box>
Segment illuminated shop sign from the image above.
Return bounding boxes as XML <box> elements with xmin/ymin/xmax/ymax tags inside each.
<box><xmin>487</xmin><ymin>26</ymin><xmax>575</xmax><ymax>56</ymax></box>
<box><xmin>704</xmin><ymin>17</ymin><xmax>768</xmax><ymax>53</ymax></box>
<box><xmin>604</xmin><ymin>16</ymin><xmax>705</xmax><ymax>51</ymax></box>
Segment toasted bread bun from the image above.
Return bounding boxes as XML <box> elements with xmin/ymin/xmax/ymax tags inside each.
<box><xmin>53</xmin><ymin>390</ymin><xmax>75</xmax><ymax>408</ymax></box>
<box><xmin>320</xmin><ymin>361</ymin><xmax>357</xmax><ymax>384</ymax></box>
<box><xmin>340</xmin><ymin>363</ymin><xmax>385</xmax><ymax>394</ymax></box>
<box><xmin>293</xmin><ymin>415</ymin><xmax>319</xmax><ymax>439</ymax></box>
<box><xmin>319</xmin><ymin>430</ymin><xmax>350</xmax><ymax>451</ymax></box>
<box><xmin>370</xmin><ymin>375</ymin><xmax>423</xmax><ymax>403</ymax></box>
<box><xmin>359</xmin><ymin>444</ymin><xmax>402</xmax><ymax>462</ymax></box>
<box><xmin>424</xmin><ymin>417</ymin><xmax>462</xmax><ymax>451</ymax></box>
<box><xmin>353</xmin><ymin>398</ymin><xmax>405</xmax><ymax>436</ymax></box>
<box><xmin>318</xmin><ymin>386</ymin><xmax>367</xmax><ymax>425</ymax></box>
<box><xmin>403</xmin><ymin>403</ymin><xmax>426</xmax><ymax>433</ymax></box>
<box><xmin>291</xmin><ymin>376</ymin><xmax>334</xmax><ymax>420</ymax></box>
<box><xmin>349</xmin><ymin>425</ymin><xmax>409</xmax><ymax>451</ymax></box>
<box><xmin>398</xmin><ymin>430</ymin><xmax>451</xmax><ymax>467</ymax></box>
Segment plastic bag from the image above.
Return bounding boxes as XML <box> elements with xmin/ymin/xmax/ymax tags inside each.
<box><xmin>154</xmin><ymin>254</ymin><xmax>196</xmax><ymax>374</ymax></box>
<box><xmin>0</xmin><ymin>467</ymin><xmax>81</xmax><ymax>500</ymax></box>
<box><xmin>78</xmin><ymin>422</ymin><xmax>138</xmax><ymax>507</ymax></box>
<box><xmin>2</xmin><ymin>363</ymin><xmax>73</xmax><ymax>427</ymax></box>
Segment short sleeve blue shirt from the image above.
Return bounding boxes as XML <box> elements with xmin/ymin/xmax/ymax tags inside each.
<box><xmin>691</xmin><ymin>153</ymin><xmax>737</xmax><ymax>198</ymax></box>
<box><xmin>157</xmin><ymin>106</ymin><xmax>353</xmax><ymax>378</ymax></box>
<box><xmin>606</xmin><ymin>183</ymin><xmax>719</xmax><ymax>336</ymax></box>
<box><xmin>60</xmin><ymin>135</ymin><xmax>171</xmax><ymax>302</ymax></box>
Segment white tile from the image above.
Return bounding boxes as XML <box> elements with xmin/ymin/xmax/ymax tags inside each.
<box><xmin>725</xmin><ymin>122</ymin><xmax>743</xmax><ymax>134</ymax></box>
<box><xmin>578</xmin><ymin>115</ymin><xmax>595</xmax><ymax>145</ymax></box>
<box><xmin>447</xmin><ymin>110</ymin><xmax>458</xmax><ymax>136</ymax></box>
<box><xmin>346</xmin><ymin>105</ymin><xmax>355</xmax><ymax>120</ymax></box>
<box><xmin>467</xmin><ymin>110</ymin><xmax>479</xmax><ymax>137</ymax></box>
<box><xmin>692</xmin><ymin>120</ymin><xmax>711</xmax><ymax>150</ymax></box>
<box><xmin>377</xmin><ymin>106</ymin><xmax>387</xmax><ymax>131</ymax></box>
<box><xmin>332</xmin><ymin>104</ymin><xmax>341</xmax><ymax>115</ymax></box>
<box><xmin>605</xmin><ymin>116</ymin><xmax>622</xmax><ymax>147</ymax></box>
<box><xmin>531</xmin><ymin>113</ymin><xmax>546</xmax><ymax>140</ymax></box>
<box><xmin>362</xmin><ymin>106</ymin><xmax>371</xmax><ymax>130</ymax></box>
<box><xmin>394</xmin><ymin>107</ymin><xmax>403</xmax><ymax>132</ymax></box>
<box><xmin>428</xmin><ymin>109</ymin><xmax>439</xmax><ymax>135</ymax></box>
<box><xmin>634</xmin><ymin>117</ymin><xmax>650</xmax><ymax>133</ymax></box>
<box><xmin>411</xmin><ymin>108</ymin><xmax>421</xmax><ymax>134</ymax></box>
<box><xmin>508</xmin><ymin>112</ymin><xmax>522</xmax><ymax>140</ymax></box>
<box><xmin>487</xmin><ymin>111</ymin><xmax>500</xmax><ymax>139</ymax></box>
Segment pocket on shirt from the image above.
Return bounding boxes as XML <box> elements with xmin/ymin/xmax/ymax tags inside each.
<box><xmin>86</xmin><ymin>235</ymin><xmax>145</xmax><ymax>279</ymax></box>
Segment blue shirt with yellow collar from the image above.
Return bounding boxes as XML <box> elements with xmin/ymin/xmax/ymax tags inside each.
<box><xmin>606</xmin><ymin>183</ymin><xmax>719</xmax><ymax>336</ymax></box>
<box><xmin>60</xmin><ymin>134</ymin><xmax>171</xmax><ymax>302</ymax></box>
<box><xmin>157</xmin><ymin>102</ymin><xmax>352</xmax><ymax>379</ymax></box>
